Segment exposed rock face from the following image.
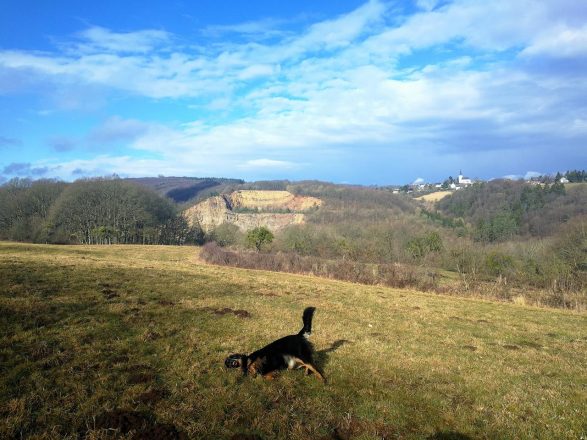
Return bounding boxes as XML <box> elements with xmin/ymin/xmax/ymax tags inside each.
<box><xmin>183</xmin><ymin>190</ymin><xmax>322</xmax><ymax>232</ymax></box>
<box><xmin>229</xmin><ymin>190</ymin><xmax>322</xmax><ymax>211</ymax></box>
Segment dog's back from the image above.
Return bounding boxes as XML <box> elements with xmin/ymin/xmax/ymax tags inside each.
<box><xmin>250</xmin><ymin>307</ymin><xmax>316</xmax><ymax>363</ymax></box>
<box><xmin>245</xmin><ymin>307</ymin><xmax>324</xmax><ymax>380</ymax></box>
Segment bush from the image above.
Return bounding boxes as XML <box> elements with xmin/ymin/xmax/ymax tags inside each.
<box><xmin>485</xmin><ymin>251</ymin><xmax>515</xmax><ymax>277</ymax></box>
<box><xmin>245</xmin><ymin>226</ymin><xmax>274</xmax><ymax>251</ymax></box>
<box><xmin>200</xmin><ymin>243</ymin><xmax>436</xmax><ymax>291</ymax></box>
<box><xmin>406</xmin><ymin>231</ymin><xmax>443</xmax><ymax>260</ymax></box>
<box><xmin>208</xmin><ymin>223</ymin><xmax>242</xmax><ymax>247</ymax></box>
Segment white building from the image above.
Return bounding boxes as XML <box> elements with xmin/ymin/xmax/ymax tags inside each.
<box><xmin>458</xmin><ymin>170</ymin><xmax>472</xmax><ymax>185</ymax></box>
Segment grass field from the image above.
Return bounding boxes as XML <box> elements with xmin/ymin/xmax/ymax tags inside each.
<box><xmin>1</xmin><ymin>242</ymin><xmax>586</xmax><ymax>439</ymax></box>
<box><xmin>415</xmin><ymin>191</ymin><xmax>453</xmax><ymax>202</ymax></box>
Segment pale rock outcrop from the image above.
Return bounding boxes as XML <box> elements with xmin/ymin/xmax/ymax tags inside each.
<box><xmin>183</xmin><ymin>190</ymin><xmax>322</xmax><ymax>232</ymax></box>
<box><xmin>229</xmin><ymin>190</ymin><xmax>322</xmax><ymax>211</ymax></box>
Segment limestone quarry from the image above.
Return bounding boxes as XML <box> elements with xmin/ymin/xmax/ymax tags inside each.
<box><xmin>183</xmin><ymin>190</ymin><xmax>322</xmax><ymax>232</ymax></box>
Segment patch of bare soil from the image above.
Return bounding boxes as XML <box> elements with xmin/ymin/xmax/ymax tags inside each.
<box><xmin>329</xmin><ymin>415</ymin><xmax>398</xmax><ymax>440</ymax></box>
<box><xmin>128</xmin><ymin>372</ymin><xmax>156</xmax><ymax>384</ymax></box>
<box><xmin>518</xmin><ymin>341</ymin><xmax>542</xmax><ymax>349</ymax></box>
<box><xmin>92</xmin><ymin>409</ymin><xmax>187</xmax><ymax>440</ymax></box>
<box><xmin>100</xmin><ymin>286</ymin><xmax>119</xmax><ymax>300</ymax></box>
<box><xmin>110</xmin><ymin>354</ymin><xmax>130</xmax><ymax>364</ymax></box>
<box><xmin>137</xmin><ymin>387</ymin><xmax>169</xmax><ymax>405</ymax></box>
<box><xmin>127</xmin><ymin>365</ymin><xmax>157</xmax><ymax>384</ymax></box>
<box><xmin>200</xmin><ymin>307</ymin><xmax>251</xmax><ymax>318</ymax></box>
<box><xmin>141</xmin><ymin>328</ymin><xmax>161</xmax><ymax>341</ymax></box>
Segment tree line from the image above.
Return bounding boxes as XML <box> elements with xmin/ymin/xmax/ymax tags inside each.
<box><xmin>0</xmin><ymin>177</ymin><xmax>203</xmax><ymax>245</ymax></box>
<box><xmin>437</xmin><ymin>179</ymin><xmax>585</xmax><ymax>242</ymax></box>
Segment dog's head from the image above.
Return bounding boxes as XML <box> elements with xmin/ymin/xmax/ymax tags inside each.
<box><xmin>225</xmin><ymin>353</ymin><xmax>247</xmax><ymax>369</ymax></box>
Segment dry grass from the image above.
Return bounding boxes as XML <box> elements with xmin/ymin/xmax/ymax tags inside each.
<box><xmin>415</xmin><ymin>191</ymin><xmax>453</xmax><ymax>202</ymax></box>
<box><xmin>1</xmin><ymin>242</ymin><xmax>586</xmax><ymax>439</ymax></box>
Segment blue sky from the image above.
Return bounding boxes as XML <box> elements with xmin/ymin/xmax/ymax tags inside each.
<box><xmin>0</xmin><ymin>0</ymin><xmax>586</xmax><ymax>185</ymax></box>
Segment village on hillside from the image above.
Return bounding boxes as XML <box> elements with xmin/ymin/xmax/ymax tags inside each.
<box><xmin>396</xmin><ymin>169</ymin><xmax>585</xmax><ymax>195</ymax></box>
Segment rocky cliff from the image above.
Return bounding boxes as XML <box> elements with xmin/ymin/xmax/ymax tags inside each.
<box><xmin>183</xmin><ymin>190</ymin><xmax>322</xmax><ymax>232</ymax></box>
<box><xmin>228</xmin><ymin>190</ymin><xmax>322</xmax><ymax>211</ymax></box>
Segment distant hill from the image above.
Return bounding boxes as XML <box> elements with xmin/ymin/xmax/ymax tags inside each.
<box><xmin>125</xmin><ymin>176</ymin><xmax>245</xmax><ymax>204</ymax></box>
<box><xmin>437</xmin><ymin>179</ymin><xmax>587</xmax><ymax>240</ymax></box>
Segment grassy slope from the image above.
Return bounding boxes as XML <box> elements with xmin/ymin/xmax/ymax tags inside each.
<box><xmin>0</xmin><ymin>242</ymin><xmax>585</xmax><ymax>440</ymax></box>
<box><xmin>415</xmin><ymin>191</ymin><xmax>453</xmax><ymax>202</ymax></box>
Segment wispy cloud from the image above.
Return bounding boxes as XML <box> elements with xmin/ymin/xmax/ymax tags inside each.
<box><xmin>88</xmin><ymin>116</ymin><xmax>150</xmax><ymax>144</ymax></box>
<box><xmin>0</xmin><ymin>136</ymin><xmax>22</xmax><ymax>147</ymax></box>
<box><xmin>521</xmin><ymin>24</ymin><xmax>587</xmax><ymax>58</ymax></box>
<box><xmin>68</xmin><ymin>26</ymin><xmax>171</xmax><ymax>54</ymax></box>
<box><xmin>48</xmin><ymin>136</ymin><xmax>77</xmax><ymax>152</ymax></box>
<box><xmin>2</xmin><ymin>162</ymin><xmax>51</xmax><ymax>176</ymax></box>
<box><xmin>239</xmin><ymin>159</ymin><xmax>296</xmax><ymax>170</ymax></box>
<box><xmin>202</xmin><ymin>18</ymin><xmax>290</xmax><ymax>40</ymax></box>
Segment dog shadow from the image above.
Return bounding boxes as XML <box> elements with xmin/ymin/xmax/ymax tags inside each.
<box><xmin>315</xmin><ymin>339</ymin><xmax>351</xmax><ymax>370</ymax></box>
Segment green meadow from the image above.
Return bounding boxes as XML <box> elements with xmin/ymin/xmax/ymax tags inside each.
<box><xmin>1</xmin><ymin>242</ymin><xmax>585</xmax><ymax>439</ymax></box>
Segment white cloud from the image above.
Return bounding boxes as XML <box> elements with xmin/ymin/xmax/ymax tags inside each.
<box><xmin>238</xmin><ymin>64</ymin><xmax>280</xmax><ymax>80</ymax></box>
<box><xmin>239</xmin><ymin>159</ymin><xmax>296</xmax><ymax>169</ymax></box>
<box><xmin>202</xmin><ymin>18</ymin><xmax>289</xmax><ymax>40</ymax></box>
<box><xmin>502</xmin><ymin>174</ymin><xmax>523</xmax><ymax>180</ymax></box>
<box><xmin>521</xmin><ymin>25</ymin><xmax>587</xmax><ymax>58</ymax></box>
<box><xmin>71</xmin><ymin>26</ymin><xmax>170</xmax><ymax>54</ymax></box>
<box><xmin>524</xmin><ymin>171</ymin><xmax>543</xmax><ymax>180</ymax></box>
<box><xmin>415</xmin><ymin>0</ymin><xmax>440</xmax><ymax>12</ymax></box>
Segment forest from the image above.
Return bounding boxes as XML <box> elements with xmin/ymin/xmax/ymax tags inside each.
<box><xmin>0</xmin><ymin>177</ymin><xmax>202</xmax><ymax>245</ymax></box>
<box><xmin>1</xmin><ymin>174</ymin><xmax>586</xmax><ymax>308</ymax></box>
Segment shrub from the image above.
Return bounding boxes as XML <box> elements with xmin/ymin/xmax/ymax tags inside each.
<box><xmin>406</xmin><ymin>231</ymin><xmax>443</xmax><ymax>260</ymax></box>
<box><xmin>245</xmin><ymin>226</ymin><xmax>274</xmax><ymax>251</ymax></box>
<box><xmin>208</xmin><ymin>223</ymin><xmax>242</xmax><ymax>247</ymax></box>
<box><xmin>485</xmin><ymin>251</ymin><xmax>515</xmax><ymax>277</ymax></box>
<box><xmin>200</xmin><ymin>243</ymin><xmax>436</xmax><ymax>291</ymax></box>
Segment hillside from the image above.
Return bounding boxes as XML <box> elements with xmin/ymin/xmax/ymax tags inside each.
<box><xmin>415</xmin><ymin>191</ymin><xmax>452</xmax><ymax>202</ymax></box>
<box><xmin>1</xmin><ymin>178</ymin><xmax>585</xmax><ymax>307</ymax></box>
<box><xmin>126</xmin><ymin>176</ymin><xmax>245</xmax><ymax>203</ymax></box>
<box><xmin>437</xmin><ymin>180</ymin><xmax>587</xmax><ymax>239</ymax></box>
<box><xmin>1</xmin><ymin>242</ymin><xmax>585</xmax><ymax>439</ymax></box>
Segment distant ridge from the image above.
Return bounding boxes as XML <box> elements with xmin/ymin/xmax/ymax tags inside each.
<box><xmin>125</xmin><ymin>176</ymin><xmax>245</xmax><ymax>203</ymax></box>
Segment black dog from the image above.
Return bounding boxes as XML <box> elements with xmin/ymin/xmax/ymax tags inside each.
<box><xmin>225</xmin><ymin>307</ymin><xmax>325</xmax><ymax>381</ymax></box>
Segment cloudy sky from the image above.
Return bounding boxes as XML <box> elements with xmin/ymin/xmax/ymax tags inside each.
<box><xmin>0</xmin><ymin>0</ymin><xmax>585</xmax><ymax>185</ymax></box>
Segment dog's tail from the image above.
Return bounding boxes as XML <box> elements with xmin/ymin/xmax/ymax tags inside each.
<box><xmin>298</xmin><ymin>307</ymin><xmax>316</xmax><ymax>338</ymax></box>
